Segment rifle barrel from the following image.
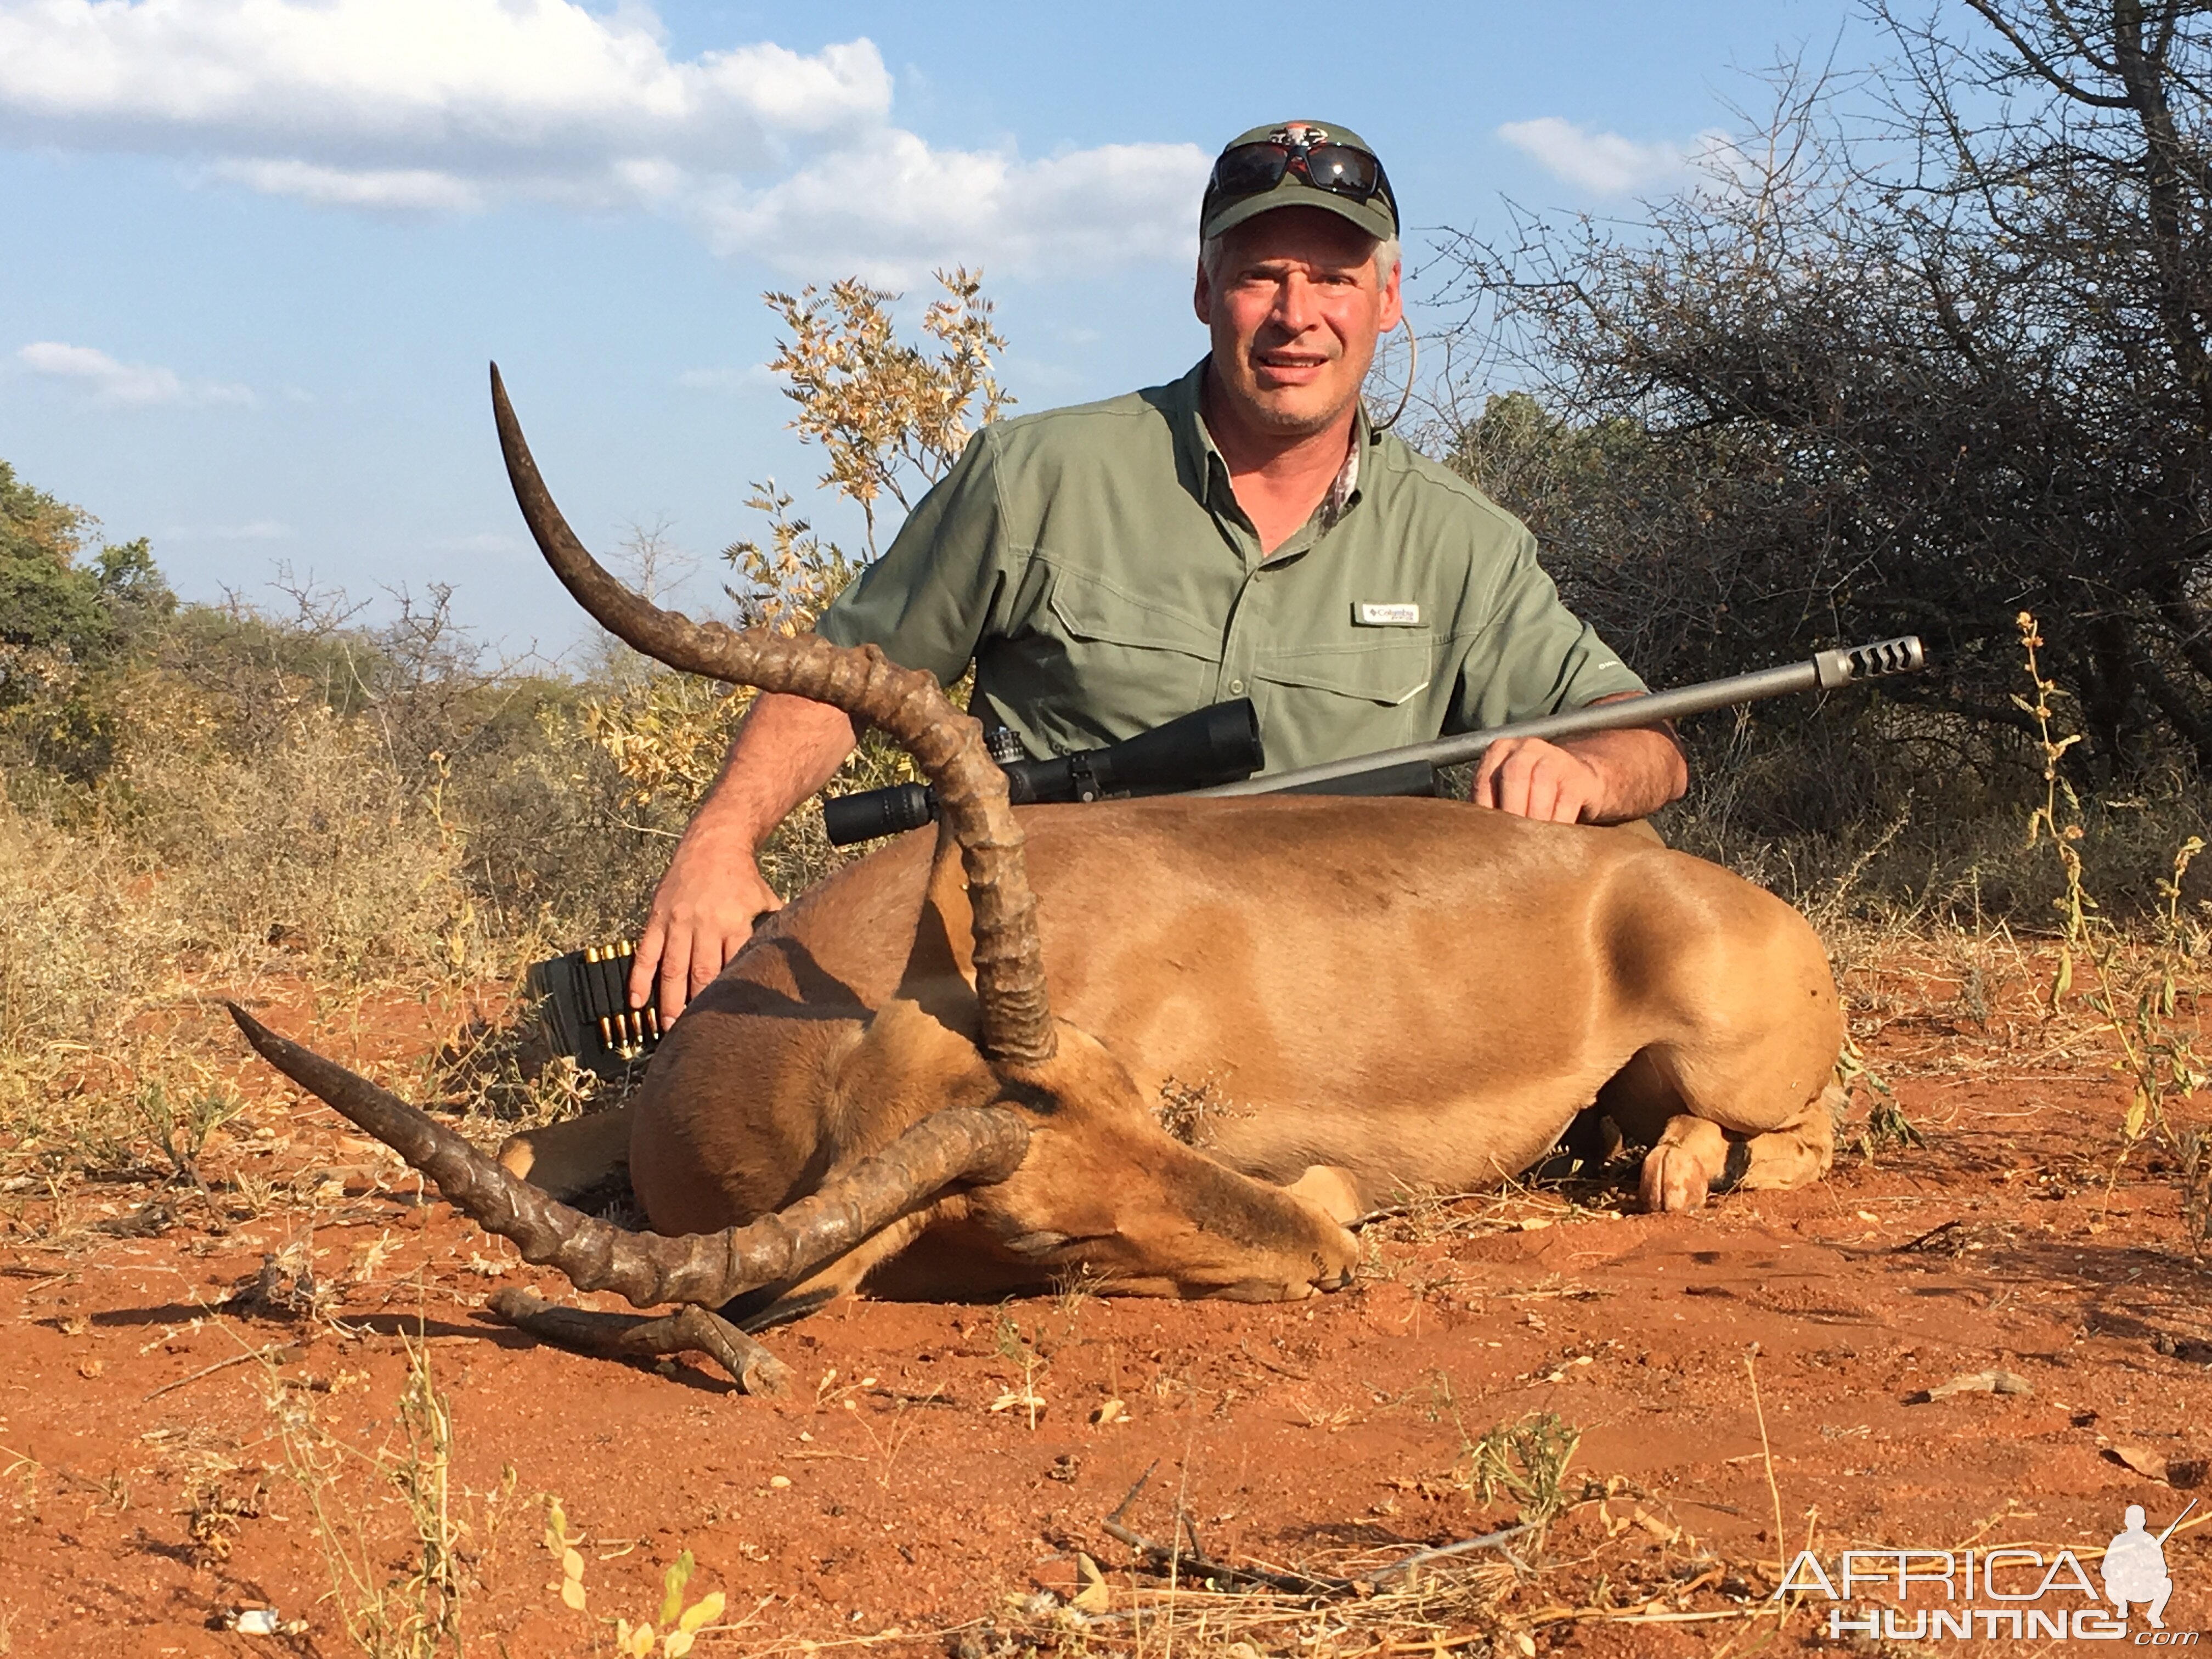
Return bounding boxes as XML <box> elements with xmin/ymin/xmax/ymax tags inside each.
<box><xmin>2156</xmin><ymin>1497</ymin><xmax>2198</xmax><ymax>1544</ymax></box>
<box><xmin>1192</xmin><ymin>636</ymin><xmax>1926</xmax><ymax>799</ymax></box>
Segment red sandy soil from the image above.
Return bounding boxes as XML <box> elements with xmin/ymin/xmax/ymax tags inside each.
<box><xmin>4</xmin><ymin>963</ymin><xmax>2208</xmax><ymax>1658</ymax></box>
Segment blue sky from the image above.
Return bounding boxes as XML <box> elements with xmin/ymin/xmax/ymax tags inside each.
<box><xmin>1</xmin><ymin>0</ymin><xmax>1862</xmax><ymax>659</ymax></box>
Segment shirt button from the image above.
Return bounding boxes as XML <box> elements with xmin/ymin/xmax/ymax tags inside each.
<box><xmin>1228</xmin><ymin>678</ymin><xmax>1245</xmax><ymax>694</ymax></box>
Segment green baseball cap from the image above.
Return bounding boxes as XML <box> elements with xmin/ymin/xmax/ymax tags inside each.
<box><xmin>1200</xmin><ymin>120</ymin><xmax>1400</xmax><ymax>245</ymax></box>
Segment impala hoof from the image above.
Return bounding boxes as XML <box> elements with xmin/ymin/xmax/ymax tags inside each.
<box><xmin>1639</xmin><ymin>1116</ymin><xmax>1727</xmax><ymax>1212</ymax></box>
<box><xmin>1639</xmin><ymin>1147</ymin><xmax>1708</xmax><ymax>1212</ymax></box>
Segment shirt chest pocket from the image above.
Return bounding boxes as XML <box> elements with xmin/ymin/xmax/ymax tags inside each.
<box><xmin>1033</xmin><ymin>566</ymin><xmax>1222</xmax><ymax>737</ymax></box>
<box><xmin>1250</xmin><ymin>633</ymin><xmax>1439</xmax><ymax>772</ymax></box>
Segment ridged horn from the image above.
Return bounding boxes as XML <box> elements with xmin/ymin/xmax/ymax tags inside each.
<box><xmin>490</xmin><ymin>362</ymin><xmax>1055</xmax><ymax>1068</ymax></box>
<box><xmin>227</xmin><ymin>1003</ymin><xmax>1030</xmax><ymax>1310</ymax></box>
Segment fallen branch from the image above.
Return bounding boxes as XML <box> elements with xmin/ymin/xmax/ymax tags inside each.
<box><xmin>1532</xmin><ymin>1602</ymin><xmax>1785</xmax><ymax>1627</ymax></box>
<box><xmin>1894</xmin><ymin>1217</ymin><xmax>1965</xmax><ymax>1254</ymax></box>
<box><xmin>1100</xmin><ymin>1462</ymin><xmax>1355</xmax><ymax>1596</ymax></box>
<box><xmin>488</xmin><ymin>1286</ymin><xmax>790</xmax><ymax>1396</ymax></box>
<box><xmin>1347</xmin><ymin>1193</ymin><xmax>1496</xmax><ymax>1229</ymax></box>
<box><xmin>1369</xmin><ymin>1524</ymin><xmax>1535</xmax><ymax>1586</ymax></box>
<box><xmin>143</xmin><ymin>1344</ymin><xmax>297</xmax><ymax>1402</ymax></box>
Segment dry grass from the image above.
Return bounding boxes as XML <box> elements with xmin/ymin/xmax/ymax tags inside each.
<box><xmin>946</xmin><ymin>1454</ymin><xmax>1799</xmax><ymax>1659</ymax></box>
<box><xmin>264</xmin><ymin>1321</ymin><xmax>520</xmax><ymax>1659</ymax></box>
<box><xmin>0</xmin><ymin>608</ymin><xmax>876</xmax><ymax>1197</ymax></box>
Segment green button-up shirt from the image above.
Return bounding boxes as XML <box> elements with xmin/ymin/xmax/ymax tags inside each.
<box><xmin>816</xmin><ymin>360</ymin><xmax>1645</xmax><ymax>773</ymax></box>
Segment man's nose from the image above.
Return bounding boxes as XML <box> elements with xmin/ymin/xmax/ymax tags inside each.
<box><xmin>1270</xmin><ymin>273</ymin><xmax>1319</xmax><ymax>334</ymax></box>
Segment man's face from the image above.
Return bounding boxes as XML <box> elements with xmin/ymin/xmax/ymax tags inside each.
<box><xmin>1194</xmin><ymin>206</ymin><xmax>1403</xmax><ymax>439</ymax></box>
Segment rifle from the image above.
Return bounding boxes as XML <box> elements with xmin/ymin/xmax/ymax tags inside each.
<box><xmin>530</xmin><ymin>698</ymin><xmax>1268</xmax><ymax>1071</ymax></box>
<box><xmin>825</xmin><ymin>634</ymin><xmax>1927</xmax><ymax>839</ymax></box>
<box><xmin>527</xmin><ymin>634</ymin><xmax>1927</xmax><ymax>1069</ymax></box>
<box><xmin>2157</xmin><ymin>1497</ymin><xmax>2198</xmax><ymax>1545</ymax></box>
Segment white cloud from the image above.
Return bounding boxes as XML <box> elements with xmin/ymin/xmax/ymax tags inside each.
<box><xmin>692</xmin><ymin>134</ymin><xmax>1208</xmax><ymax>283</ymax></box>
<box><xmin>676</xmin><ymin>364</ymin><xmax>775</xmax><ymax>393</ymax></box>
<box><xmin>211</xmin><ymin>158</ymin><xmax>486</xmax><ymax>213</ymax></box>
<box><xmin>1497</xmin><ymin>116</ymin><xmax>1732</xmax><ymax>196</ymax></box>
<box><xmin>0</xmin><ymin>1</ymin><xmax>887</xmax><ymax>149</ymax></box>
<box><xmin>18</xmin><ymin>340</ymin><xmax>252</xmax><ymax>407</ymax></box>
<box><xmin>160</xmin><ymin>520</ymin><xmax>294</xmax><ymax>540</ymax></box>
<box><xmin>0</xmin><ymin>0</ymin><xmax>1204</xmax><ymax>276</ymax></box>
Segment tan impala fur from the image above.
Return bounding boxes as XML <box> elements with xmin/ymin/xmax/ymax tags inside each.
<box><xmin>229</xmin><ymin>369</ymin><xmax>1841</xmax><ymax>1390</ymax></box>
<box><xmin>509</xmin><ymin>791</ymin><xmax>1840</xmax><ymax>1317</ymax></box>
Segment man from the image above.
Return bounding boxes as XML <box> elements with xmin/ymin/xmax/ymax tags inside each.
<box><xmin>630</xmin><ymin>120</ymin><xmax>1685</xmax><ymax>1023</ymax></box>
<box><xmin>2101</xmin><ymin>1504</ymin><xmax>2176</xmax><ymax>1628</ymax></box>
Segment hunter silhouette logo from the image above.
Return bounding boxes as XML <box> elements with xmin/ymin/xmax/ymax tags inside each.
<box><xmin>2105</xmin><ymin>1499</ymin><xmax>2194</xmax><ymax>1629</ymax></box>
<box><xmin>1778</xmin><ymin>1496</ymin><xmax>2198</xmax><ymax>1641</ymax></box>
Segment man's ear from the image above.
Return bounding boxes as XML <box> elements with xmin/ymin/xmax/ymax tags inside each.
<box><xmin>1378</xmin><ymin>255</ymin><xmax>1404</xmax><ymax>334</ymax></box>
<box><xmin>1193</xmin><ymin>257</ymin><xmax>1214</xmax><ymax>326</ymax></box>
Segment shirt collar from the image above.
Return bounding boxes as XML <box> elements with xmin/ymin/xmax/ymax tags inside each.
<box><xmin>1174</xmin><ymin>356</ymin><xmax>1373</xmax><ymax>529</ymax></box>
<box><xmin>1319</xmin><ymin>427</ymin><xmax>1362</xmax><ymax>529</ymax></box>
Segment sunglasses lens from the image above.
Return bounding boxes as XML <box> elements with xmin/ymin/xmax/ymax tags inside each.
<box><xmin>1212</xmin><ymin>142</ymin><xmax>1290</xmax><ymax>198</ymax></box>
<box><xmin>1304</xmin><ymin>144</ymin><xmax>1380</xmax><ymax>199</ymax></box>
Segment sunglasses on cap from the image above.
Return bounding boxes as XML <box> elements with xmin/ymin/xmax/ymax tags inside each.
<box><xmin>1207</xmin><ymin>131</ymin><xmax>1397</xmax><ymax>227</ymax></box>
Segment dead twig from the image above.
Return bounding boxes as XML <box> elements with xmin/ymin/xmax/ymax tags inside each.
<box><xmin>1236</xmin><ymin>1340</ymin><xmax>1312</xmax><ymax>1382</ymax></box>
<box><xmin>1537</xmin><ymin>1604</ymin><xmax>1786</xmax><ymax>1628</ymax></box>
<box><xmin>1745</xmin><ymin>1346</ymin><xmax>1786</xmax><ymax>1578</ymax></box>
<box><xmin>1100</xmin><ymin>1462</ymin><xmax>1353</xmax><ymax>1596</ymax></box>
<box><xmin>1369</xmin><ymin>1523</ymin><xmax>1536</xmax><ymax>1587</ymax></box>
<box><xmin>143</xmin><ymin>1344</ymin><xmax>297</xmax><ymax>1402</ymax></box>
<box><xmin>1894</xmin><ymin>1217</ymin><xmax>1966</xmax><ymax>1253</ymax></box>
<box><xmin>488</xmin><ymin>1286</ymin><xmax>790</xmax><ymax>1396</ymax></box>
<box><xmin>1347</xmin><ymin>1193</ymin><xmax>1494</xmax><ymax>1229</ymax></box>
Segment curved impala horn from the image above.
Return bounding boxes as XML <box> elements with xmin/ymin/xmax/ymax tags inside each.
<box><xmin>228</xmin><ymin>1004</ymin><xmax>1029</xmax><ymax>1310</ymax></box>
<box><xmin>490</xmin><ymin>362</ymin><xmax>1055</xmax><ymax>1068</ymax></box>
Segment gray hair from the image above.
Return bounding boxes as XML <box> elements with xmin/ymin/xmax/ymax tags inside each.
<box><xmin>1200</xmin><ymin>232</ymin><xmax>1402</xmax><ymax>287</ymax></box>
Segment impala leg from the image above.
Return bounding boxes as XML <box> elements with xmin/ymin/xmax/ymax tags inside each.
<box><xmin>1719</xmin><ymin>1081</ymin><xmax>1844</xmax><ymax>1192</ymax></box>
<box><xmin>1636</xmin><ymin>1116</ymin><xmax>1730</xmax><ymax>1212</ymax></box>
<box><xmin>1635</xmin><ymin>1097</ymin><xmax>1839</xmax><ymax>1214</ymax></box>
<box><xmin>488</xmin><ymin>1287</ymin><xmax>792</xmax><ymax>1395</ymax></box>
<box><xmin>495</xmin><ymin>1105</ymin><xmax>636</xmax><ymax>1203</ymax></box>
<box><xmin>1604</xmin><ymin>1051</ymin><xmax>1841</xmax><ymax>1213</ymax></box>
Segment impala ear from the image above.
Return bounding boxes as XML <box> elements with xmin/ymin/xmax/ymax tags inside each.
<box><xmin>1283</xmin><ymin>1165</ymin><xmax>1365</xmax><ymax>1226</ymax></box>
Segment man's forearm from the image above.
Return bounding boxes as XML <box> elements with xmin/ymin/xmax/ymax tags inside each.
<box><xmin>1557</xmin><ymin>725</ymin><xmax>1688</xmax><ymax>824</ymax></box>
<box><xmin>687</xmin><ymin>691</ymin><xmax>859</xmax><ymax>850</ymax></box>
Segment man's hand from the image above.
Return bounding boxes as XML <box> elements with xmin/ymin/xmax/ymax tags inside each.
<box><xmin>1471</xmin><ymin>697</ymin><xmax>1688</xmax><ymax>826</ymax></box>
<box><xmin>624</xmin><ymin>690</ymin><xmax>860</xmax><ymax>1026</ymax></box>
<box><xmin>628</xmin><ymin>826</ymin><xmax>783</xmax><ymax>1024</ymax></box>
<box><xmin>1471</xmin><ymin>736</ymin><xmax>1605</xmax><ymax>823</ymax></box>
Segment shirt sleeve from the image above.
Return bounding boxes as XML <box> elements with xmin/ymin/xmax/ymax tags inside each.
<box><xmin>814</xmin><ymin>427</ymin><xmax>1008</xmax><ymax>683</ymax></box>
<box><xmin>1446</xmin><ymin>528</ymin><xmax>1649</xmax><ymax>732</ymax></box>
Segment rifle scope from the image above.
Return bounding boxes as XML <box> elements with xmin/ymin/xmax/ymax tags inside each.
<box><xmin>822</xmin><ymin>697</ymin><xmax>1264</xmax><ymax>847</ymax></box>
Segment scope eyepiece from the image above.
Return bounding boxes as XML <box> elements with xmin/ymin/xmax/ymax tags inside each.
<box><xmin>820</xmin><ymin>780</ymin><xmax>935</xmax><ymax>847</ymax></box>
